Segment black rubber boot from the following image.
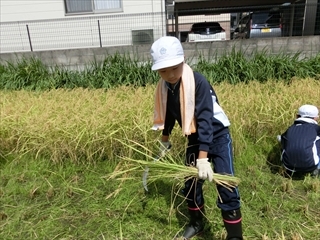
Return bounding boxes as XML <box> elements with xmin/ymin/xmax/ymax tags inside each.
<box><xmin>221</xmin><ymin>208</ymin><xmax>243</xmax><ymax>240</ymax></box>
<box><xmin>181</xmin><ymin>208</ymin><xmax>205</xmax><ymax>239</ymax></box>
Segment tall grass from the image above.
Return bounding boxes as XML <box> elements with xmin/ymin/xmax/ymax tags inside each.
<box><xmin>0</xmin><ymin>50</ymin><xmax>319</xmax><ymax>90</ymax></box>
<box><xmin>1</xmin><ymin>79</ymin><xmax>320</xmax><ymax>164</ymax></box>
<box><xmin>1</xmin><ymin>80</ymin><xmax>320</xmax><ymax>239</ymax></box>
<box><xmin>0</xmin><ymin>53</ymin><xmax>159</xmax><ymax>90</ymax></box>
<box><xmin>1</xmin><ymin>51</ymin><xmax>320</xmax><ymax>239</ymax></box>
<box><xmin>0</xmin><ymin>86</ymin><xmax>158</xmax><ymax>163</ymax></box>
<box><xmin>194</xmin><ymin>49</ymin><xmax>320</xmax><ymax>84</ymax></box>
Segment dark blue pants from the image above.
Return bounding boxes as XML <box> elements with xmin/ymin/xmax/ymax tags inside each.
<box><xmin>184</xmin><ymin>133</ymin><xmax>241</xmax><ymax>211</ymax></box>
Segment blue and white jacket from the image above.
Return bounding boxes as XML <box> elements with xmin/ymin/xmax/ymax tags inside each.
<box><xmin>162</xmin><ymin>71</ymin><xmax>230</xmax><ymax>152</ymax></box>
<box><xmin>280</xmin><ymin>117</ymin><xmax>320</xmax><ymax>172</ymax></box>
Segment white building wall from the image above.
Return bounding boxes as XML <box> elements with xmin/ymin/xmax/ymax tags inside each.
<box><xmin>0</xmin><ymin>0</ymin><xmax>163</xmax><ymax>22</ymax></box>
<box><xmin>1</xmin><ymin>0</ymin><xmax>66</xmax><ymax>22</ymax></box>
<box><xmin>0</xmin><ymin>0</ymin><xmax>166</xmax><ymax>53</ymax></box>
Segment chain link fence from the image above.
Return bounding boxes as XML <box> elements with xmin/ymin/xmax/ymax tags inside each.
<box><xmin>1</xmin><ymin>2</ymin><xmax>319</xmax><ymax>53</ymax></box>
<box><xmin>0</xmin><ymin>12</ymin><xmax>166</xmax><ymax>53</ymax></box>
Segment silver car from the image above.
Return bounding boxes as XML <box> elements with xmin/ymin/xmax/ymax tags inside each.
<box><xmin>234</xmin><ymin>11</ymin><xmax>282</xmax><ymax>39</ymax></box>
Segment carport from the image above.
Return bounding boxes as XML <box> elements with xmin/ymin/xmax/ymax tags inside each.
<box><xmin>166</xmin><ymin>0</ymin><xmax>319</xmax><ymax>38</ymax></box>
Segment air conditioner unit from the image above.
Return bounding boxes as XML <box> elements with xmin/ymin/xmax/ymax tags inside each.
<box><xmin>132</xmin><ymin>29</ymin><xmax>154</xmax><ymax>45</ymax></box>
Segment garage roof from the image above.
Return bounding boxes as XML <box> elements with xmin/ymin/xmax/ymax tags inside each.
<box><xmin>173</xmin><ymin>0</ymin><xmax>296</xmax><ymax>15</ymax></box>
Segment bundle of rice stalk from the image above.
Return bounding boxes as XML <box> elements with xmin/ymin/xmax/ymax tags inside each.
<box><xmin>107</xmin><ymin>156</ymin><xmax>240</xmax><ymax>192</ymax></box>
<box><xmin>106</xmin><ymin>139</ymin><xmax>240</xmax><ymax>192</ymax></box>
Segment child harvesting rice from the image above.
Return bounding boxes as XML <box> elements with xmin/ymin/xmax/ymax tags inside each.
<box><xmin>278</xmin><ymin>104</ymin><xmax>320</xmax><ymax>178</ymax></box>
<box><xmin>150</xmin><ymin>36</ymin><xmax>243</xmax><ymax>240</ymax></box>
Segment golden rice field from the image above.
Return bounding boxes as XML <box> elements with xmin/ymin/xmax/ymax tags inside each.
<box><xmin>1</xmin><ymin>78</ymin><xmax>320</xmax><ymax>240</ymax></box>
<box><xmin>1</xmin><ymin>78</ymin><xmax>319</xmax><ymax>163</ymax></box>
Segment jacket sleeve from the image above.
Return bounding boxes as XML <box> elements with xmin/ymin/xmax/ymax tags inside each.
<box><xmin>194</xmin><ymin>75</ymin><xmax>214</xmax><ymax>152</ymax></box>
<box><xmin>280</xmin><ymin>130</ymin><xmax>288</xmax><ymax>149</ymax></box>
<box><xmin>317</xmin><ymin>125</ymin><xmax>320</xmax><ymax>136</ymax></box>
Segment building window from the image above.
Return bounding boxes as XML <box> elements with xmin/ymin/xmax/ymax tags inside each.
<box><xmin>65</xmin><ymin>0</ymin><xmax>122</xmax><ymax>14</ymax></box>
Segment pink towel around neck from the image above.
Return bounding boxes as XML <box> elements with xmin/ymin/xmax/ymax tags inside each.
<box><xmin>152</xmin><ymin>63</ymin><xmax>196</xmax><ymax>135</ymax></box>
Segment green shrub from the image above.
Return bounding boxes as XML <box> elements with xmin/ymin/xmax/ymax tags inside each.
<box><xmin>1</xmin><ymin>50</ymin><xmax>319</xmax><ymax>90</ymax></box>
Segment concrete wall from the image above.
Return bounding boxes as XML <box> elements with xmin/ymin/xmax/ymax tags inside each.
<box><xmin>1</xmin><ymin>36</ymin><xmax>319</xmax><ymax>70</ymax></box>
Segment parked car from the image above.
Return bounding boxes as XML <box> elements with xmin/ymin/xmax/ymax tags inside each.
<box><xmin>233</xmin><ymin>11</ymin><xmax>282</xmax><ymax>39</ymax></box>
<box><xmin>187</xmin><ymin>21</ymin><xmax>226</xmax><ymax>42</ymax></box>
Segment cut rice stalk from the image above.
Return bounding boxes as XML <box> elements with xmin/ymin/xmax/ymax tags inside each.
<box><xmin>107</xmin><ymin>157</ymin><xmax>240</xmax><ymax>191</ymax></box>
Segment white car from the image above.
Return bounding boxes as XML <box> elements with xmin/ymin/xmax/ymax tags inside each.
<box><xmin>187</xmin><ymin>22</ymin><xmax>226</xmax><ymax>42</ymax></box>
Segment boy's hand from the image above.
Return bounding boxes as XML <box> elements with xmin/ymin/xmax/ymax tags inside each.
<box><xmin>196</xmin><ymin>158</ymin><xmax>213</xmax><ymax>182</ymax></box>
<box><xmin>158</xmin><ymin>141</ymin><xmax>172</xmax><ymax>159</ymax></box>
<box><xmin>277</xmin><ymin>135</ymin><xmax>281</xmax><ymax>142</ymax></box>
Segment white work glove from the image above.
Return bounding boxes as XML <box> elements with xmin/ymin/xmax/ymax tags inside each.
<box><xmin>157</xmin><ymin>141</ymin><xmax>172</xmax><ymax>159</ymax></box>
<box><xmin>196</xmin><ymin>158</ymin><xmax>213</xmax><ymax>182</ymax></box>
<box><xmin>277</xmin><ymin>135</ymin><xmax>281</xmax><ymax>142</ymax></box>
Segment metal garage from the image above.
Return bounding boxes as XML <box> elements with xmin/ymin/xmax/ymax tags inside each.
<box><xmin>165</xmin><ymin>0</ymin><xmax>320</xmax><ymax>40</ymax></box>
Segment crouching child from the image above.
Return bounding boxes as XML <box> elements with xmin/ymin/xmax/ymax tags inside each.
<box><xmin>278</xmin><ymin>104</ymin><xmax>320</xmax><ymax>178</ymax></box>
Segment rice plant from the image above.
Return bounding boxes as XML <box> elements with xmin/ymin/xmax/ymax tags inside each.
<box><xmin>106</xmin><ymin>139</ymin><xmax>240</xmax><ymax>193</ymax></box>
<box><xmin>1</xmin><ymin>52</ymin><xmax>320</xmax><ymax>239</ymax></box>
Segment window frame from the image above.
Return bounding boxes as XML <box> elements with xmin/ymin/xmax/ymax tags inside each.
<box><xmin>64</xmin><ymin>0</ymin><xmax>123</xmax><ymax>15</ymax></box>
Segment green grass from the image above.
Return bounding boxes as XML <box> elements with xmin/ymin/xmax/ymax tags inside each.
<box><xmin>0</xmin><ymin>54</ymin><xmax>160</xmax><ymax>90</ymax></box>
<box><xmin>1</xmin><ymin>55</ymin><xmax>320</xmax><ymax>239</ymax></box>
<box><xmin>1</xmin><ymin>50</ymin><xmax>320</xmax><ymax>90</ymax></box>
<box><xmin>1</xmin><ymin>142</ymin><xmax>320</xmax><ymax>239</ymax></box>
